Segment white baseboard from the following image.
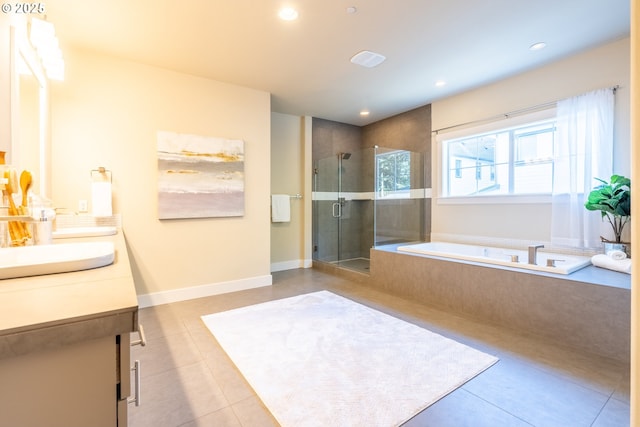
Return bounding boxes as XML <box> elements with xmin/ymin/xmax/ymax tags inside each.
<box><xmin>270</xmin><ymin>258</ymin><xmax>313</xmax><ymax>272</ymax></box>
<box><xmin>137</xmin><ymin>274</ymin><xmax>273</xmax><ymax>308</ymax></box>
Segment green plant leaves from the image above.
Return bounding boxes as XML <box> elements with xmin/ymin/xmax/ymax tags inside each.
<box><xmin>584</xmin><ymin>174</ymin><xmax>631</xmax><ymax>242</ymax></box>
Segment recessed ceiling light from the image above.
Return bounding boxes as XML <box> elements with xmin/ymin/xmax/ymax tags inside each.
<box><xmin>278</xmin><ymin>7</ymin><xmax>299</xmax><ymax>21</ymax></box>
<box><xmin>350</xmin><ymin>50</ymin><xmax>386</xmax><ymax>68</ymax></box>
<box><xmin>346</xmin><ymin>6</ymin><xmax>357</xmax><ymax>14</ymax></box>
<box><xmin>435</xmin><ymin>80</ymin><xmax>447</xmax><ymax>87</ymax></box>
<box><xmin>360</xmin><ymin>110</ymin><xmax>370</xmax><ymax>116</ymax></box>
<box><xmin>529</xmin><ymin>42</ymin><xmax>547</xmax><ymax>51</ymax></box>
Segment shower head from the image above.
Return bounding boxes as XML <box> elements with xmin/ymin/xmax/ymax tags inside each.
<box><xmin>340</xmin><ymin>152</ymin><xmax>352</xmax><ymax>160</ymax></box>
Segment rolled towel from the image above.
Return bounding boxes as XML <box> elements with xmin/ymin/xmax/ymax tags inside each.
<box><xmin>606</xmin><ymin>249</ymin><xmax>627</xmax><ymax>260</ymax></box>
<box><xmin>591</xmin><ymin>254</ymin><xmax>631</xmax><ymax>274</ymax></box>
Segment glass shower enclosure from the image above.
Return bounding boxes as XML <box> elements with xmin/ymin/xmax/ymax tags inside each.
<box><xmin>312</xmin><ymin>147</ymin><xmax>424</xmax><ymax>274</ymax></box>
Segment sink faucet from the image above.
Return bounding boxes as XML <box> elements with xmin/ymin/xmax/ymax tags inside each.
<box><xmin>528</xmin><ymin>244</ymin><xmax>544</xmax><ymax>264</ymax></box>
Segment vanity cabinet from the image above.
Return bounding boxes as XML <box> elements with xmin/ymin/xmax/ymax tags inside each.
<box><xmin>0</xmin><ymin>333</ymin><xmax>133</xmax><ymax>427</ymax></box>
<box><xmin>0</xmin><ymin>233</ymin><xmax>139</xmax><ymax>427</ymax></box>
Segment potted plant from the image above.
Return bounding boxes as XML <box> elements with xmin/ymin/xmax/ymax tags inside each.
<box><xmin>584</xmin><ymin>174</ymin><xmax>631</xmax><ymax>254</ymax></box>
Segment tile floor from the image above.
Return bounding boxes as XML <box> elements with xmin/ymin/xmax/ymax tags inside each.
<box><xmin>129</xmin><ymin>268</ymin><xmax>630</xmax><ymax>427</ymax></box>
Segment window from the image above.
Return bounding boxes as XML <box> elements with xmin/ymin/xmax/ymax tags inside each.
<box><xmin>454</xmin><ymin>159</ymin><xmax>462</xmax><ymax>178</ymax></box>
<box><xmin>440</xmin><ymin>117</ymin><xmax>556</xmax><ymax>198</ymax></box>
<box><xmin>377</xmin><ymin>150</ymin><xmax>410</xmax><ymax>196</ymax></box>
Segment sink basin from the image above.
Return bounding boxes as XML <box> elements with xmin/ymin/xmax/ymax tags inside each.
<box><xmin>52</xmin><ymin>226</ymin><xmax>118</xmax><ymax>239</ymax></box>
<box><xmin>0</xmin><ymin>242</ymin><xmax>115</xmax><ymax>280</ymax></box>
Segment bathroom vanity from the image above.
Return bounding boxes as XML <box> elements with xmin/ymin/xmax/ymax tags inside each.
<box><xmin>0</xmin><ymin>232</ymin><xmax>139</xmax><ymax>427</ymax></box>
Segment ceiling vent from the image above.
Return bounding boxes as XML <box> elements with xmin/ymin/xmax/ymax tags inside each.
<box><xmin>350</xmin><ymin>50</ymin><xmax>386</xmax><ymax>68</ymax></box>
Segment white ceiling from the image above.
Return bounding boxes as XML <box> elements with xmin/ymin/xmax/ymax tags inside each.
<box><xmin>45</xmin><ymin>0</ymin><xmax>630</xmax><ymax>126</ymax></box>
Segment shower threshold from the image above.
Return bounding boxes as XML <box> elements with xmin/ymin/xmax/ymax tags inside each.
<box><xmin>332</xmin><ymin>257</ymin><xmax>370</xmax><ymax>274</ymax></box>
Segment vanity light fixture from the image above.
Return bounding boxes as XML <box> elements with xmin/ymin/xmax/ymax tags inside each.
<box><xmin>529</xmin><ymin>41</ymin><xmax>547</xmax><ymax>51</ymax></box>
<box><xmin>29</xmin><ymin>17</ymin><xmax>64</xmax><ymax>81</ymax></box>
<box><xmin>278</xmin><ymin>7</ymin><xmax>299</xmax><ymax>21</ymax></box>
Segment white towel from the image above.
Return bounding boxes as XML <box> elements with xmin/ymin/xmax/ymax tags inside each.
<box><xmin>606</xmin><ymin>249</ymin><xmax>627</xmax><ymax>260</ymax></box>
<box><xmin>92</xmin><ymin>181</ymin><xmax>113</xmax><ymax>217</ymax></box>
<box><xmin>591</xmin><ymin>254</ymin><xmax>631</xmax><ymax>274</ymax></box>
<box><xmin>271</xmin><ymin>194</ymin><xmax>290</xmax><ymax>223</ymax></box>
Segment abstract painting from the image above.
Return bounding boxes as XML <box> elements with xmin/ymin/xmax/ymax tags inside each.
<box><xmin>157</xmin><ymin>131</ymin><xmax>245</xmax><ymax>219</ymax></box>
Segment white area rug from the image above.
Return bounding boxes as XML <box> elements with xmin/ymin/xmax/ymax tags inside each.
<box><xmin>201</xmin><ymin>291</ymin><xmax>498</xmax><ymax>427</ymax></box>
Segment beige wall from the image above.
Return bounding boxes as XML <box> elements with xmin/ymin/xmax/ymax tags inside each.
<box><xmin>630</xmin><ymin>1</ymin><xmax>638</xmax><ymax>423</ymax></box>
<box><xmin>51</xmin><ymin>47</ymin><xmax>272</xmax><ymax>302</ymax></box>
<box><xmin>270</xmin><ymin>112</ymin><xmax>311</xmax><ymax>271</ymax></box>
<box><xmin>431</xmin><ymin>37</ymin><xmax>631</xmax><ymax>243</ymax></box>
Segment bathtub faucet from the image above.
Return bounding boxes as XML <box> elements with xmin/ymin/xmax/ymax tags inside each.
<box><xmin>528</xmin><ymin>244</ymin><xmax>544</xmax><ymax>265</ymax></box>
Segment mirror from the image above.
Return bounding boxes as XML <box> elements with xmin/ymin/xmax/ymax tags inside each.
<box><xmin>18</xmin><ymin>66</ymin><xmax>42</xmax><ymax>196</ymax></box>
<box><xmin>9</xmin><ymin>16</ymin><xmax>51</xmax><ymax>200</ymax></box>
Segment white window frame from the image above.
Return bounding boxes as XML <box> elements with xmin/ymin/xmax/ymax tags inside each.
<box><xmin>435</xmin><ymin>108</ymin><xmax>556</xmax><ymax>205</ymax></box>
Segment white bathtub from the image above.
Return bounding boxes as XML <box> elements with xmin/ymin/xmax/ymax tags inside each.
<box><xmin>397</xmin><ymin>241</ymin><xmax>592</xmax><ymax>274</ymax></box>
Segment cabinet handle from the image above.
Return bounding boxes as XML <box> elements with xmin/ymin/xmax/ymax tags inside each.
<box><xmin>131</xmin><ymin>324</ymin><xmax>146</xmax><ymax>347</ymax></box>
<box><xmin>128</xmin><ymin>360</ymin><xmax>141</xmax><ymax>407</ymax></box>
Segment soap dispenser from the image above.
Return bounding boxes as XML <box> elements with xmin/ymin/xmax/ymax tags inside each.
<box><xmin>33</xmin><ymin>209</ymin><xmax>53</xmax><ymax>245</ymax></box>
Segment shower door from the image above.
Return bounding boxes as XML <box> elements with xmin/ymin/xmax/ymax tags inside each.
<box><xmin>313</xmin><ymin>151</ymin><xmax>373</xmax><ymax>271</ymax></box>
<box><xmin>313</xmin><ymin>155</ymin><xmax>339</xmax><ymax>264</ymax></box>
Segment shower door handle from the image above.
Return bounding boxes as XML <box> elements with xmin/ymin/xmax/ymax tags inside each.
<box><xmin>332</xmin><ymin>202</ymin><xmax>341</xmax><ymax>218</ymax></box>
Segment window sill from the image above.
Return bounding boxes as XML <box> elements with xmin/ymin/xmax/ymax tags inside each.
<box><xmin>436</xmin><ymin>194</ymin><xmax>551</xmax><ymax>205</ymax></box>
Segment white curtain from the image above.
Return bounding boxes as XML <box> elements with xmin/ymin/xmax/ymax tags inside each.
<box><xmin>550</xmin><ymin>88</ymin><xmax>614</xmax><ymax>249</ymax></box>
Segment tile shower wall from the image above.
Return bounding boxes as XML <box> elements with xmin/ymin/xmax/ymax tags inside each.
<box><xmin>362</xmin><ymin>105</ymin><xmax>432</xmax><ymax>156</ymax></box>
